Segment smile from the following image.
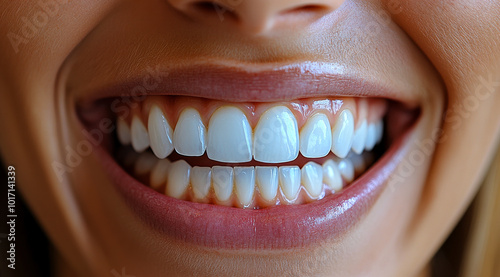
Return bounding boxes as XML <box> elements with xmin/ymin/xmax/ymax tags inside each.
<box><xmin>77</xmin><ymin>62</ymin><xmax>419</xmax><ymax>249</ymax></box>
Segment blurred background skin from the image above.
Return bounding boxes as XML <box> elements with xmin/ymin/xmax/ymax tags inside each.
<box><xmin>0</xmin><ymin>0</ymin><xmax>499</xmax><ymax>276</ymax></box>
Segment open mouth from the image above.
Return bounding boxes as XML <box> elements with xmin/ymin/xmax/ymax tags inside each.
<box><xmin>76</xmin><ymin>64</ymin><xmax>420</xmax><ymax>249</ymax></box>
<box><xmin>115</xmin><ymin>96</ymin><xmax>387</xmax><ymax>208</ymax></box>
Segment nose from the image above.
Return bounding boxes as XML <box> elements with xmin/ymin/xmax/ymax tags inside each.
<box><xmin>167</xmin><ymin>0</ymin><xmax>345</xmax><ymax>34</ymax></box>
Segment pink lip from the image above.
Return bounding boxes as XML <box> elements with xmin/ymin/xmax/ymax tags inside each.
<box><xmin>80</xmin><ymin>61</ymin><xmax>418</xmax><ymax>249</ymax></box>
<box><xmin>97</xmin><ymin>125</ymin><xmax>412</xmax><ymax>249</ymax></box>
<box><xmin>76</xmin><ymin>61</ymin><xmax>418</xmax><ymax>106</ymax></box>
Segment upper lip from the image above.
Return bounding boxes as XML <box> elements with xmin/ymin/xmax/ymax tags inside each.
<box><xmin>74</xmin><ymin>61</ymin><xmax>419</xmax><ymax>106</ymax></box>
<box><xmin>77</xmin><ymin>60</ymin><xmax>420</xmax><ymax>249</ymax></box>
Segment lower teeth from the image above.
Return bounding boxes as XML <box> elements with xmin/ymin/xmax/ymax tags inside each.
<box><xmin>118</xmin><ymin>147</ymin><xmax>376</xmax><ymax>209</ymax></box>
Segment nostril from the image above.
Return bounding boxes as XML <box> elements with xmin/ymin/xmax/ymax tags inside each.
<box><xmin>280</xmin><ymin>4</ymin><xmax>331</xmax><ymax>16</ymax></box>
<box><xmin>190</xmin><ymin>1</ymin><xmax>238</xmax><ymax>21</ymax></box>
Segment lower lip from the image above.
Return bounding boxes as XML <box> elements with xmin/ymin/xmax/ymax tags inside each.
<box><xmin>99</xmin><ymin>126</ymin><xmax>412</xmax><ymax>250</ymax></box>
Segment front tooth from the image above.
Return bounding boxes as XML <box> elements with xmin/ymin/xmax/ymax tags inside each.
<box><xmin>212</xmin><ymin>166</ymin><xmax>234</xmax><ymax>202</ymax></box>
<box><xmin>117</xmin><ymin>117</ymin><xmax>131</xmax><ymax>145</ymax></box>
<box><xmin>131</xmin><ymin>116</ymin><xmax>150</xmax><ymax>153</ymax></box>
<box><xmin>255</xmin><ymin>166</ymin><xmax>279</xmax><ymax>202</ymax></box>
<box><xmin>364</xmin><ymin>123</ymin><xmax>377</xmax><ymax>151</ymax></box>
<box><xmin>301</xmin><ymin>162</ymin><xmax>323</xmax><ymax>198</ymax></box>
<box><xmin>165</xmin><ymin>160</ymin><xmax>191</xmax><ymax>199</ymax></box>
<box><xmin>299</xmin><ymin>113</ymin><xmax>332</xmax><ymax>158</ymax></box>
<box><xmin>254</xmin><ymin>106</ymin><xmax>299</xmax><ymax>163</ymax></box>
<box><xmin>336</xmin><ymin>158</ymin><xmax>355</xmax><ymax>183</ymax></box>
<box><xmin>279</xmin><ymin>166</ymin><xmax>301</xmax><ymax>201</ymax></box>
<box><xmin>323</xmin><ymin>160</ymin><xmax>343</xmax><ymax>191</ymax></box>
<box><xmin>331</xmin><ymin>109</ymin><xmax>355</xmax><ymax>158</ymax></box>
<box><xmin>351</xmin><ymin>120</ymin><xmax>367</xmax><ymax>154</ymax></box>
<box><xmin>234</xmin><ymin>167</ymin><xmax>255</xmax><ymax>207</ymax></box>
<box><xmin>190</xmin><ymin>166</ymin><xmax>211</xmax><ymax>200</ymax></box>
<box><xmin>207</xmin><ymin>107</ymin><xmax>253</xmax><ymax>163</ymax></box>
<box><xmin>150</xmin><ymin>159</ymin><xmax>171</xmax><ymax>190</ymax></box>
<box><xmin>134</xmin><ymin>152</ymin><xmax>158</xmax><ymax>175</ymax></box>
<box><xmin>173</xmin><ymin>108</ymin><xmax>207</xmax><ymax>156</ymax></box>
<box><xmin>148</xmin><ymin>105</ymin><xmax>174</xmax><ymax>159</ymax></box>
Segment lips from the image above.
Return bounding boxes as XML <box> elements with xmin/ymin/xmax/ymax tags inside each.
<box><xmin>77</xmin><ymin>62</ymin><xmax>420</xmax><ymax>249</ymax></box>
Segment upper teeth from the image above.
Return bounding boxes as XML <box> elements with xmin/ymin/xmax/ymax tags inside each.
<box><xmin>118</xmin><ymin>103</ymin><xmax>384</xmax><ymax>163</ymax></box>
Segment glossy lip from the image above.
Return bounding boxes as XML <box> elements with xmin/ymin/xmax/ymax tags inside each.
<box><xmin>79</xmin><ymin>61</ymin><xmax>420</xmax><ymax>249</ymax></box>
<box><xmin>75</xmin><ymin>61</ymin><xmax>419</xmax><ymax>107</ymax></box>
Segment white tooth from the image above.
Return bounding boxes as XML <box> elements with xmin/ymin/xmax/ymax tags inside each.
<box><xmin>375</xmin><ymin>120</ymin><xmax>384</xmax><ymax>144</ymax></box>
<box><xmin>165</xmin><ymin>160</ymin><xmax>191</xmax><ymax>199</ymax></box>
<box><xmin>299</xmin><ymin>113</ymin><xmax>332</xmax><ymax>158</ymax></box>
<box><xmin>173</xmin><ymin>108</ymin><xmax>207</xmax><ymax>156</ymax></box>
<box><xmin>322</xmin><ymin>160</ymin><xmax>343</xmax><ymax>191</ymax></box>
<box><xmin>364</xmin><ymin>123</ymin><xmax>377</xmax><ymax>151</ymax></box>
<box><xmin>351</xmin><ymin>120</ymin><xmax>367</xmax><ymax>154</ymax></box>
<box><xmin>301</xmin><ymin>162</ymin><xmax>323</xmax><ymax>198</ymax></box>
<box><xmin>255</xmin><ymin>166</ymin><xmax>279</xmax><ymax>202</ymax></box>
<box><xmin>131</xmin><ymin>116</ymin><xmax>150</xmax><ymax>153</ymax></box>
<box><xmin>254</xmin><ymin>106</ymin><xmax>299</xmax><ymax>163</ymax></box>
<box><xmin>117</xmin><ymin>117</ymin><xmax>131</xmax><ymax>145</ymax></box>
<box><xmin>336</xmin><ymin>158</ymin><xmax>355</xmax><ymax>183</ymax></box>
<box><xmin>190</xmin><ymin>167</ymin><xmax>211</xmax><ymax>200</ymax></box>
<box><xmin>212</xmin><ymin>166</ymin><xmax>234</xmax><ymax>202</ymax></box>
<box><xmin>148</xmin><ymin>105</ymin><xmax>174</xmax><ymax>159</ymax></box>
<box><xmin>331</xmin><ymin>109</ymin><xmax>355</xmax><ymax>158</ymax></box>
<box><xmin>234</xmin><ymin>167</ymin><xmax>255</xmax><ymax>207</ymax></box>
<box><xmin>150</xmin><ymin>159</ymin><xmax>170</xmax><ymax>190</ymax></box>
<box><xmin>134</xmin><ymin>152</ymin><xmax>158</xmax><ymax>175</ymax></box>
<box><xmin>348</xmin><ymin>153</ymin><xmax>366</xmax><ymax>175</ymax></box>
<box><xmin>207</xmin><ymin>107</ymin><xmax>252</xmax><ymax>163</ymax></box>
<box><xmin>279</xmin><ymin>166</ymin><xmax>301</xmax><ymax>201</ymax></box>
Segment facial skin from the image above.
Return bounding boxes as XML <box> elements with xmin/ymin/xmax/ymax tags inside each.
<box><xmin>0</xmin><ymin>0</ymin><xmax>499</xmax><ymax>276</ymax></box>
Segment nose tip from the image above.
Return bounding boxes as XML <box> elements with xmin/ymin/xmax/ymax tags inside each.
<box><xmin>168</xmin><ymin>0</ymin><xmax>345</xmax><ymax>34</ymax></box>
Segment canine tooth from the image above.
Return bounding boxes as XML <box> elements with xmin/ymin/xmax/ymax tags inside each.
<box><xmin>323</xmin><ymin>160</ymin><xmax>343</xmax><ymax>191</ymax></box>
<box><xmin>173</xmin><ymin>108</ymin><xmax>207</xmax><ymax>156</ymax></box>
<box><xmin>351</xmin><ymin>120</ymin><xmax>367</xmax><ymax>154</ymax></box>
<box><xmin>148</xmin><ymin>105</ymin><xmax>174</xmax><ymax>159</ymax></box>
<box><xmin>299</xmin><ymin>113</ymin><xmax>332</xmax><ymax>158</ymax></box>
<box><xmin>331</xmin><ymin>109</ymin><xmax>354</xmax><ymax>158</ymax></box>
<box><xmin>254</xmin><ymin>106</ymin><xmax>299</xmax><ymax>163</ymax></box>
<box><xmin>165</xmin><ymin>160</ymin><xmax>191</xmax><ymax>199</ymax></box>
<box><xmin>207</xmin><ymin>107</ymin><xmax>253</xmax><ymax>163</ymax></box>
<box><xmin>365</xmin><ymin>123</ymin><xmax>377</xmax><ymax>151</ymax></box>
<box><xmin>150</xmin><ymin>159</ymin><xmax>170</xmax><ymax>190</ymax></box>
<box><xmin>336</xmin><ymin>158</ymin><xmax>355</xmax><ymax>183</ymax></box>
<box><xmin>131</xmin><ymin>116</ymin><xmax>150</xmax><ymax>152</ymax></box>
<box><xmin>190</xmin><ymin>167</ymin><xmax>211</xmax><ymax>200</ymax></box>
<box><xmin>117</xmin><ymin>117</ymin><xmax>131</xmax><ymax>145</ymax></box>
<box><xmin>255</xmin><ymin>166</ymin><xmax>279</xmax><ymax>202</ymax></box>
<box><xmin>134</xmin><ymin>152</ymin><xmax>158</xmax><ymax>175</ymax></box>
<box><xmin>212</xmin><ymin>166</ymin><xmax>234</xmax><ymax>202</ymax></box>
<box><xmin>234</xmin><ymin>167</ymin><xmax>255</xmax><ymax>207</ymax></box>
<box><xmin>375</xmin><ymin>120</ymin><xmax>384</xmax><ymax>144</ymax></box>
<box><xmin>279</xmin><ymin>166</ymin><xmax>301</xmax><ymax>201</ymax></box>
<box><xmin>301</xmin><ymin>162</ymin><xmax>323</xmax><ymax>198</ymax></box>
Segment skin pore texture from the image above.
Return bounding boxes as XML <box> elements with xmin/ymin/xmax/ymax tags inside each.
<box><xmin>0</xmin><ymin>0</ymin><xmax>499</xmax><ymax>276</ymax></box>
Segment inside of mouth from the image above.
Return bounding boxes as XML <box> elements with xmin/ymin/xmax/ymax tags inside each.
<box><xmin>78</xmin><ymin>96</ymin><xmax>418</xmax><ymax>209</ymax></box>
